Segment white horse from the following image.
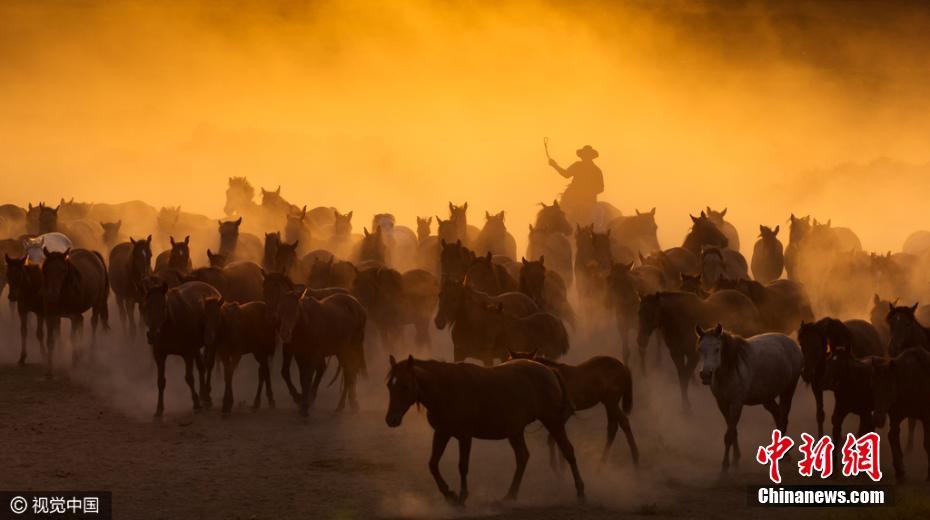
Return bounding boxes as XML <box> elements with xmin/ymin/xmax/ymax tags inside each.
<box><xmin>697</xmin><ymin>325</ymin><xmax>803</xmax><ymax>471</ymax></box>
<box><xmin>24</xmin><ymin>232</ymin><xmax>73</xmax><ymax>264</ymax></box>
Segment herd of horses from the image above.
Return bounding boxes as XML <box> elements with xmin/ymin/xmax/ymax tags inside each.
<box><xmin>2</xmin><ymin>178</ymin><xmax>930</xmax><ymax>505</ymax></box>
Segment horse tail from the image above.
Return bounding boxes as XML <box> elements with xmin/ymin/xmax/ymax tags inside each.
<box><xmin>553</xmin><ymin>369</ymin><xmax>574</xmax><ymax>422</ymax></box>
<box><xmin>93</xmin><ymin>250</ymin><xmax>111</xmax><ymax>331</ymax></box>
<box><xmin>620</xmin><ymin>363</ymin><xmax>633</xmax><ymax>414</ymax></box>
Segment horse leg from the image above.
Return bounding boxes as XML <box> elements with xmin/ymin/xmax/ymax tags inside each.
<box><xmin>906</xmin><ymin>417</ymin><xmax>917</xmax><ymax>452</ymax></box>
<box><xmin>280</xmin><ymin>349</ymin><xmax>301</xmax><ymax>404</ymax></box>
<box><xmin>615</xmin><ymin>403</ymin><xmax>639</xmax><ymax>466</ymax></box>
<box><xmin>545</xmin><ymin>422</ymin><xmax>585</xmax><ymax>500</ymax></box>
<box><xmin>70</xmin><ymin>315</ymin><xmax>84</xmax><ymax>365</ymax></box>
<box><xmin>428</xmin><ymin>431</ymin><xmax>456</xmax><ymax>503</ymax></box>
<box><xmin>309</xmin><ymin>357</ymin><xmax>327</xmax><ymax>406</ymax></box>
<box><xmin>813</xmin><ymin>385</ymin><xmax>825</xmax><ymax>438</ymax></box>
<box><xmin>602</xmin><ymin>401</ymin><xmax>619</xmax><ymax>463</ymax></box>
<box><xmin>889</xmin><ymin>417</ymin><xmax>905</xmax><ymax>479</ymax></box>
<box><xmin>504</xmin><ymin>433</ymin><xmax>530</xmax><ymax>501</ymax></box>
<box><xmin>115</xmin><ymin>295</ymin><xmax>127</xmax><ymax>335</ymax></box>
<box><xmin>183</xmin><ymin>354</ymin><xmax>201</xmax><ymax>412</ymax></box>
<box><xmin>547</xmin><ymin>433</ymin><xmax>559</xmax><ymax>473</ymax></box>
<box><xmin>154</xmin><ymin>350</ymin><xmax>167</xmax><ymax>418</ymax></box>
<box><xmin>346</xmin><ymin>365</ymin><xmax>360</xmax><ymax>413</ymax></box>
<box><xmin>297</xmin><ymin>358</ymin><xmax>312</xmax><ymax>417</ymax></box>
<box><xmin>263</xmin><ymin>357</ymin><xmax>275</xmax><ymax>409</ymax></box>
<box><xmin>194</xmin><ymin>350</ymin><xmax>211</xmax><ymax>408</ymax></box>
<box><xmin>922</xmin><ymin>418</ymin><xmax>930</xmax><ymax>481</ymax></box>
<box><xmin>223</xmin><ymin>354</ymin><xmax>240</xmax><ymax>416</ymax></box>
<box><xmin>251</xmin><ymin>354</ymin><xmax>264</xmax><ymax>410</ymax></box>
<box><xmin>777</xmin><ymin>378</ymin><xmax>798</xmax><ymax>434</ymax></box>
<box><xmin>457</xmin><ymin>436</ymin><xmax>471</xmax><ymax>505</ymax></box>
<box><xmin>18</xmin><ymin>306</ymin><xmax>28</xmax><ymax>366</ymax></box>
<box><xmin>36</xmin><ymin>314</ymin><xmax>46</xmax><ymax>358</ymax></box>
<box><xmin>669</xmin><ymin>351</ymin><xmax>690</xmax><ymax>412</ymax></box>
<box><xmin>722</xmin><ymin>403</ymin><xmax>743</xmax><ymax>471</ymax></box>
<box><xmin>45</xmin><ymin>316</ymin><xmax>59</xmax><ymax>377</ymax></box>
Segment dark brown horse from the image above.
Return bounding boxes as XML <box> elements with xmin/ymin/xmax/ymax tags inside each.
<box><xmin>108</xmin><ymin>236</ymin><xmax>153</xmax><ymax>337</ymax></box>
<box><xmin>607</xmin><ymin>208</ymin><xmax>661</xmax><ymax>259</ymax></box>
<box><xmin>465</xmin><ymin>251</ymin><xmax>517</xmax><ymax>295</ymax></box>
<box><xmin>751</xmin><ymin>225</ymin><xmax>784</xmax><ymax>283</ymax></box>
<box><xmin>352</xmin><ymin>266</ymin><xmax>439</xmax><ymax>353</ymax></box>
<box><xmin>354</xmin><ymin>226</ymin><xmax>387</xmax><ymax>265</ymax></box>
<box><xmin>141</xmin><ymin>280</ymin><xmax>219</xmax><ymax>416</ymax></box>
<box><xmin>38</xmin><ymin>203</ymin><xmax>59</xmax><ymax>234</ymax></box>
<box><xmin>682</xmin><ymin>212</ymin><xmax>728</xmax><ymax>256</ymax></box>
<box><xmin>434</xmin><ymin>276</ymin><xmax>539</xmax><ymax>366</ymax></box>
<box><xmin>639</xmin><ymin>247</ymin><xmax>700</xmax><ymax>290</ymax></box>
<box><xmin>730</xmin><ymin>278</ymin><xmax>813</xmax><ymax>334</ymax></box>
<box><xmin>206</xmin><ymin>249</ymin><xmax>227</xmax><ymax>268</ymax></box>
<box><xmin>203</xmin><ymin>298</ymin><xmax>276</xmax><ymax>415</ymax></box>
<box><xmin>574</xmin><ymin>224</ymin><xmax>612</xmax><ymax>311</ymax></box>
<box><xmin>218</xmin><ymin>217</ymin><xmax>263</xmax><ymax>263</ymax></box>
<box><xmin>484</xmin><ymin>304</ymin><xmax>569</xmax><ymax>360</ymax></box>
<box><xmin>518</xmin><ymin>256</ymin><xmax>575</xmax><ymax>328</ymax></box>
<box><xmin>42</xmin><ymin>248</ymin><xmax>109</xmax><ymax>373</ymax></box>
<box><xmin>527</xmin><ymin>222</ymin><xmax>573</xmax><ymax>288</ymax></box>
<box><xmin>385</xmin><ymin>355</ymin><xmax>585</xmax><ymax>504</ymax></box>
<box><xmin>5</xmin><ymin>256</ymin><xmax>47</xmax><ymax>366</ymax></box>
<box><xmin>797</xmin><ymin>318</ymin><xmax>884</xmax><ymax>437</ymax></box>
<box><xmin>100</xmin><ymin>221</ymin><xmax>122</xmax><ymax>251</ymax></box>
<box><xmin>448</xmin><ymin>201</ymin><xmax>479</xmax><ymax>245</ymax></box>
<box><xmin>887</xmin><ymin>303</ymin><xmax>930</xmax><ymax>355</ymax></box>
<box><xmin>821</xmin><ymin>346</ymin><xmax>880</xmax><ymax>451</ymax></box>
<box><xmin>185</xmin><ymin>261</ymin><xmax>264</xmax><ymax>303</ymax></box>
<box><xmin>637</xmin><ymin>290</ymin><xmax>761</xmax><ymax>408</ymax></box>
<box><xmin>440</xmin><ymin>239</ymin><xmax>474</xmax><ymax>281</ymax></box>
<box><xmin>262</xmin><ymin>232</ymin><xmax>281</xmax><ymax>272</ymax></box>
<box><xmin>275</xmin><ymin>289</ymin><xmax>367</xmax><ymax>415</ymax></box>
<box><xmin>871</xmin><ymin>348</ymin><xmax>930</xmax><ymax>480</ymax></box>
<box><xmin>307</xmin><ymin>255</ymin><xmax>357</xmax><ymax>290</ymax></box>
<box><xmin>508</xmin><ymin>350</ymin><xmax>638</xmax><ymax>466</ymax></box>
<box><xmin>154</xmin><ymin>235</ymin><xmax>192</xmax><ymax>277</ymax></box>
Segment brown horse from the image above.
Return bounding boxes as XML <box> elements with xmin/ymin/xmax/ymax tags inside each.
<box><xmin>352</xmin><ymin>266</ymin><xmax>439</xmax><ymax>353</ymax></box>
<box><xmin>484</xmin><ymin>304</ymin><xmax>569</xmax><ymax>360</ymax></box>
<box><xmin>434</xmin><ymin>276</ymin><xmax>539</xmax><ymax>366</ymax></box>
<box><xmin>154</xmin><ymin>235</ymin><xmax>192</xmax><ymax>277</ymax></box>
<box><xmin>508</xmin><ymin>350</ymin><xmax>638</xmax><ymax>466</ymax></box>
<box><xmin>218</xmin><ymin>217</ymin><xmax>263</xmax><ymax>264</ymax></box>
<box><xmin>574</xmin><ymin>224</ymin><xmax>612</xmax><ymax>312</ymax></box>
<box><xmin>206</xmin><ymin>249</ymin><xmax>227</xmax><ymax>267</ymax></box>
<box><xmin>262</xmin><ymin>232</ymin><xmax>281</xmax><ymax>272</ymax></box>
<box><xmin>797</xmin><ymin>318</ymin><xmax>884</xmax><ymax>437</ymax></box>
<box><xmin>185</xmin><ymin>261</ymin><xmax>264</xmax><ymax>304</ymax></box>
<box><xmin>439</xmin><ymin>239</ymin><xmax>474</xmax><ymax>281</ymax></box>
<box><xmin>448</xmin><ymin>201</ymin><xmax>480</xmax><ymax>245</ymax></box>
<box><xmin>354</xmin><ymin>226</ymin><xmax>387</xmax><ymax>265</ymax></box>
<box><xmin>607</xmin><ymin>208</ymin><xmax>661</xmax><ymax>259</ymax></box>
<box><xmin>307</xmin><ymin>255</ymin><xmax>357</xmax><ymax>290</ymax></box>
<box><xmin>275</xmin><ymin>289</ymin><xmax>367</xmax><ymax>415</ymax></box>
<box><xmin>141</xmin><ymin>280</ymin><xmax>219</xmax><ymax>416</ymax></box>
<box><xmin>822</xmin><ymin>346</ymin><xmax>881</xmax><ymax>450</ymax></box>
<box><xmin>100</xmin><ymin>221</ymin><xmax>122</xmax><ymax>251</ymax></box>
<box><xmin>527</xmin><ymin>222</ymin><xmax>573</xmax><ymax>288</ymax></box>
<box><xmin>705</xmin><ymin>206</ymin><xmax>740</xmax><ymax>252</ymax></box>
<box><xmin>5</xmin><ymin>256</ymin><xmax>47</xmax><ymax>366</ymax></box>
<box><xmin>465</xmin><ymin>251</ymin><xmax>517</xmax><ymax>295</ymax></box>
<box><xmin>887</xmin><ymin>302</ymin><xmax>930</xmax><ymax>355</ymax></box>
<box><xmin>518</xmin><ymin>256</ymin><xmax>575</xmax><ymax>328</ymax></box>
<box><xmin>682</xmin><ymin>212</ymin><xmax>728</xmax><ymax>256</ymax></box>
<box><xmin>108</xmin><ymin>236</ymin><xmax>153</xmax><ymax>337</ymax></box>
<box><xmin>385</xmin><ymin>355</ymin><xmax>585</xmax><ymax>504</ymax></box>
<box><xmin>871</xmin><ymin>348</ymin><xmax>930</xmax><ymax>480</ymax></box>
<box><xmin>473</xmin><ymin>211</ymin><xmax>517</xmax><ymax>259</ymax></box>
<box><xmin>203</xmin><ymin>298</ymin><xmax>276</xmax><ymax>415</ymax></box>
<box><xmin>42</xmin><ymin>248</ymin><xmax>109</xmax><ymax>373</ymax></box>
<box><xmin>751</xmin><ymin>225</ymin><xmax>784</xmax><ymax>283</ymax></box>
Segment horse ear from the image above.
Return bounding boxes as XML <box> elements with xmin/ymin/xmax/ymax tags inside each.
<box><xmin>690</xmin><ymin>214</ymin><xmax>699</xmax><ymax>223</ymax></box>
<box><xmin>553</xmin><ymin>199</ymin><xmax>559</xmax><ymax>208</ymax></box>
<box><xmin>714</xmin><ymin>323</ymin><xmax>723</xmax><ymax>335</ymax></box>
<box><xmin>485</xmin><ymin>251</ymin><xmax>492</xmax><ymax>261</ymax></box>
<box><xmin>440</xmin><ymin>238</ymin><xmax>446</xmax><ymax>247</ymax></box>
<box><xmin>448</xmin><ymin>202</ymin><xmax>454</xmax><ymax>212</ymax></box>
<box><xmin>184</xmin><ymin>235</ymin><xmax>190</xmax><ymax>245</ymax></box>
<box><xmin>650</xmin><ymin>207</ymin><xmax>656</xmax><ymax>215</ymax></box>
<box><xmin>235</xmin><ymin>217</ymin><xmax>242</xmax><ymax>226</ymax></box>
<box><xmin>773</xmin><ymin>225</ymin><xmax>779</xmax><ymax>235</ymax></box>
<box><xmin>170</xmin><ymin>236</ymin><xmax>176</xmax><ymax>246</ymax></box>
<box><xmin>455</xmin><ymin>239</ymin><xmax>461</xmax><ymax>247</ymax></box>
<box><xmin>218</xmin><ymin>219</ymin><xmax>223</xmax><ymax>227</ymax></box>
<box><xmin>521</xmin><ymin>257</ymin><xmax>528</xmax><ymax>265</ymax></box>
<box><xmin>700</xmin><ymin>210</ymin><xmax>707</xmax><ymax>218</ymax></box>
<box><xmin>638</xmin><ymin>252</ymin><xmax>646</xmax><ymax>263</ymax></box>
<box><xmin>275</xmin><ymin>186</ymin><xmax>281</xmax><ymax>195</ymax></box>
<box><xmin>426</xmin><ymin>216</ymin><xmax>432</xmax><ymax>224</ymax></box>
<box><xmin>363</xmin><ymin>227</ymin><xmax>370</xmax><ymax>237</ymax></box>
<box><xmin>539</xmin><ymin>255</ymin><xmax>545</xmax><ymax>265</ymax></box>
<box><xmin>635</xmin><ymin>208</ymin><xmax>641</xmax><ymax>215</ymax></box>
<box><xmin>910</xmin><ymin>302</ymin><xmax>919</xmax><ymax>314</ymax></box>
<box><xmin>130</xmin><ymin>237</ymin><xmax>136</xmax><ymax>245</ymax></box>
<box><xmin>873</xmin><ymin>294</ymin><xmax>881</xmax><ymax>306</ymax></box>
<box><xmin>695</xmin><ymin>325</ymin><xmax>704</xmax><ymax>338</ymax></box>
<box><xmin>706</xmin><ymin>206</ymin><xmax>711</xmax><ymax>214</ymax></box>
<box><xmin>485</xmin><ymin>211</ymin><xmax>491</xmax><ymax>219</ymax></box>
<box><xmin>721</xmin><ymin>208</ymin><xmax>727</xmax><ymax>217</ymax></box>
<box><xmin>347</xmin><ymin>210</ymin><xmax>353</xmax><ymax>220</ymax></box>
<box><xmin>407</xmin><ymin>354</ymin><xmax>414</xmax><ymax>366</ymax></box>
<box><xmin>389</xmin><ymin>355</ymin><xmax>397</xmax><ymax>367</ymax></box>
<box><xmin>463</xmin><ymin>202</ymin><xmax>468</xmax><ymax>211</ymax></box>
<box><xmin>146</xmin><ymin>235</ymin><xmax>152</xmax><ymax>244</ymax></box>
<box><xmin>507</xmin><ymin>349</ymin><xmax>516</xmax><ymax>360</ymax></box>
<box><xmin>207</xmin><ymin>248</ymin><xmax>213</xmax><ymax>257</ymax></box>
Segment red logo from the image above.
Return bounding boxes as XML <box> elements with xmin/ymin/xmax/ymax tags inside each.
<box><xmin>841</xmin><ymin>432</ymin><xmax>882</xmax><ymax>482</ymax></box>
<box><xmin>797</xmin><ymin>433</ymin><xmax>834</xmax><ymax>478</ymax></box>
<box><xmin>755</xmin><ymin>430</ymin><xmax>795</xmax><ymax>484</ymax></box>
<box><xmin>756</xmin><ymin>431</ymin><xmax>882</xmax><ymax>483</ymax></box>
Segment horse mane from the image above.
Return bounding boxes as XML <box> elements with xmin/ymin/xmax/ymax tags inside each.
<box><xmin>229</xmin><ymin>176</ymin><xmax>253</xmax><ymax>192</ymax></box>
<box><xmin>719</xmin><ymin>332</ymin><xmax>749</xmax><ymax>373</ymax></box>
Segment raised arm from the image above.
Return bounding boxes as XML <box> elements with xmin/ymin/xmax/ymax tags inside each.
<box><xmin>548</xmin><ymin>158</ymin><xmax>570</xmax><ymax>178</ymax></box>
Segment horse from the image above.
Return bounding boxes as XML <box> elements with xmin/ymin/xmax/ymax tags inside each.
<box><xmin>24</xmin><ymin>232</ymin><xmax>73</xmax><ymax>264</ymax></box>
<box><xmin>751</xmin><ymin>225</ymin><xmax>784</xmax><ymax>283</ymax></box>
<box><xmin>871</xmin><ymin>348</ymin><xmax>930</xmax><ymax>480</ymax></box>
<box><xmin>508</xmin><ymin>350</ymin><xmax>638</xmax><ymax>466</ymax></box>
<box><xmin>154</xmin><ymin>235</ymin><xmax>192</xmax><ymax>277</ymax></box>
<box><xmin>700</xmin><ymin>246</ymin><xmax>748</xmax><ymax>290</ymax></box>
<box><xmin>284</xmin><ymin>206</ymin><xmax>312</xmax><ymax>253</ymax></box>
<box><xmin>307</xmin><ymin>255</ymin><xmax>357</xmax><ymax>290</ymax></box>
<box><xmin>574</xmin><ymin>224</ymin><xmax>612</xmax><ymax>312</ymax></box>
<box><xmin>206</xmin><ymin>249</ymin><xmax>227</xmax><ymax>268</ymax></box>
<box><xmin>527</xmin><ymin>223</ymin><xmax>573</xmax><ymax>288</ymax></box>
<box><xmin>637</xmin><ymin>290</ymin><xmax>762</xmax><ymax>408</ymax></box>
<box><xmin>641</xmin><ymin>247</ymin><xmax>699</xmax><ymax>287</ymax></box>
<box><xmin>607</xmin><ymin>208</ymin><xmax>661</xmax><ymax>259</ymax></box>
<box><xmin>41</xmin><ymin>248</ymin><xmax>109</xmax><ymax>374</ymax></box>
<box><xmin>434</xmin><ymin>276</ymin><xmax>539</xmax><ymax>366</ymax></box>
<box><xmin>448</xmin><ymin>201</ymin><xmax>480</xmax><ymax>245</ymax></box>
<box><xmin>797</xmin><ymin>318</ymin><xmax>884</xmax><ymax>437</ymax></box>
<box><xmin>415</xmin><ymin>216</ymin><xmax>441</xmax><ymax>274</ymax></box>
<box><xmin>697</xmin><ymin>325</ymin><xmax>803</xmax><ymax>472</ymax></box>
<box><xmin>100</xmin><ymin>221</ymin><xmax>123</xmax><ymax>251</ymax></box>
<box><xmin>224</xmin><ymin>176</ymin><xmax>260</xmax><ymax>218</ymax></box>
<box><xmin>887</xmin><ymin>303</ymin><xmax>930</xmax><ymax>355</ymax></box>
<box><xmin>822</xmin><ymin>346</ymin><xmax>881</xmax><ymax>450</ymax></box>
<box><xmin>705</xmin><ymin>207</ymin><xmax>740</xmax><ymax>252</ymax></box>
<box><xmin>217</xmin><ymin>217</ymin><xmax>263</xmax><ymax>264</ymax></box>
<box><xmin>606</xmin><ymin>262</ymin><xmax>646</xmax><ymax>363</ymax></box>
<box><xmin>729</xmin><ymin>278</ymin><xmax>814</xmax><ymax>334</ymax></box>
<box><xmin>275</xmin><ymin>289</ymin><xmax>367</xmax><ymax>416</ymax></box>
<box><xmin>682</xmin><ymin>212</ymin><xmax>728</xmax><ymax>256</ymax></box>
<box><xmin>439</xmin><ymin>239</ymin><xmax>474</xmax><ymax>281</ymax></box>
<box><xmin>262</xmin><ymin>232</ymin><xmax>281</xmax><ymax>272</ymax></box>
<box><xmin>260</xmin><ymin>185</ymin><xmax>301</xmax><ymax>219</ymax></box>
<box><xmin>352</xmin><ymin>266</ymin><xmax>439</xmax><ymax>353</ymax></box>
<box><xmin>269</xmin><ymin>239</ymin><xmax>301</xmax><ymax>281</ymax></box>
<box><xmin>784</xmin><ymin>214</ymin><xmax>811</xmax><ymax>281</ymax></box>
<box><xmin>372</xmin><ymin>213</ymin><xmax>419</xmax><ymax>271</ymax></box>
<box><xmin>465</xmin><ymin>251</ymin><xmax>517</xmax><ymax>295</ymax></box>
<box><xmin>484</xmin><ymin>304</ymin><xmax>569</xmax><ymax>360</ymax></box>
<box><xmin>203</xmin><ymin>298</ymin><xmax>276</xmax><ymax>415</ymax></box>
<box><xmin>473</xmin><ymin>211</ymin><xmax>517</xmax><ymax>259</ymax></box>
<box><xmin>385</xmin><ymin>355</ymin><xmax>585</xmax><ymax>504</ymax></box>
<box><xmin>327</xmin><ymin>210</ymin><xmax>355</xmax><ymax>258</ymax></box>
<box><xmin>141</xmin><ymin>280</ymin><xmax>219</xmax><ymax>416</ymax></box>
<box><xmin>108</xmin><ymin>236</ymin><xmax>153</xmax><ymax>337</ymax></box>
<box><xmin>678</xmin><ymin>272</ymin><xmax>709</xmax><ymax>298</ymax></box>
<box><xmin>5</xmin><ymin>256</ymin><xmax>47</xmax><ymax>366</ymax></box>
<box><xmin>38</xmin><ymin>203</ymin><xmax>59</xmax><ymax>234</ymax></box>
<box><xmin>185</xmin><ymin>261</ymin><xmax>264</xmax><ymax>304</ymax></box>
<box><xmin>518</xmin><ymin>256</ymin><xmax>575</xmax><ymax>328</ymax></box>
<box><xmin>353</xmin><ymin>226</ymin><xmax>387</xmax><ymax>265</ymax></box>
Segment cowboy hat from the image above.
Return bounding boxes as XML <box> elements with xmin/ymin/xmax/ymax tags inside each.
<box><xmin>576</xmin><ymin>145</ymin><xmax>599</xmax><ymax>159</ymax></box>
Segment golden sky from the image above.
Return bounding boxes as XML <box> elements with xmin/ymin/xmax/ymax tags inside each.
<box><xmin>2</xmin><ymin>1</ymin><xmax>930</xmax><ymax>252</ymax></box>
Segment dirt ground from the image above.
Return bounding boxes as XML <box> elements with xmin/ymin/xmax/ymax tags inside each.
<box><xmin>0</xmin><ymin>311</ymin><xmax>928</xmax><ymax>520</ymax></box>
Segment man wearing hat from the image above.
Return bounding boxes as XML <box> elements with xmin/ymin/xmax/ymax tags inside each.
<box><xmin>547</xmin><ymin>144</ymin><xmax>604</xmax><ymax>226</ymax></box>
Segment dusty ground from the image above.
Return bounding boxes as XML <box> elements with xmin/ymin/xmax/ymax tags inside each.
<box><xmin>0</xmin><ymin>313</ymin><xmax>928</xmax><ymax>520</ymax></box>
